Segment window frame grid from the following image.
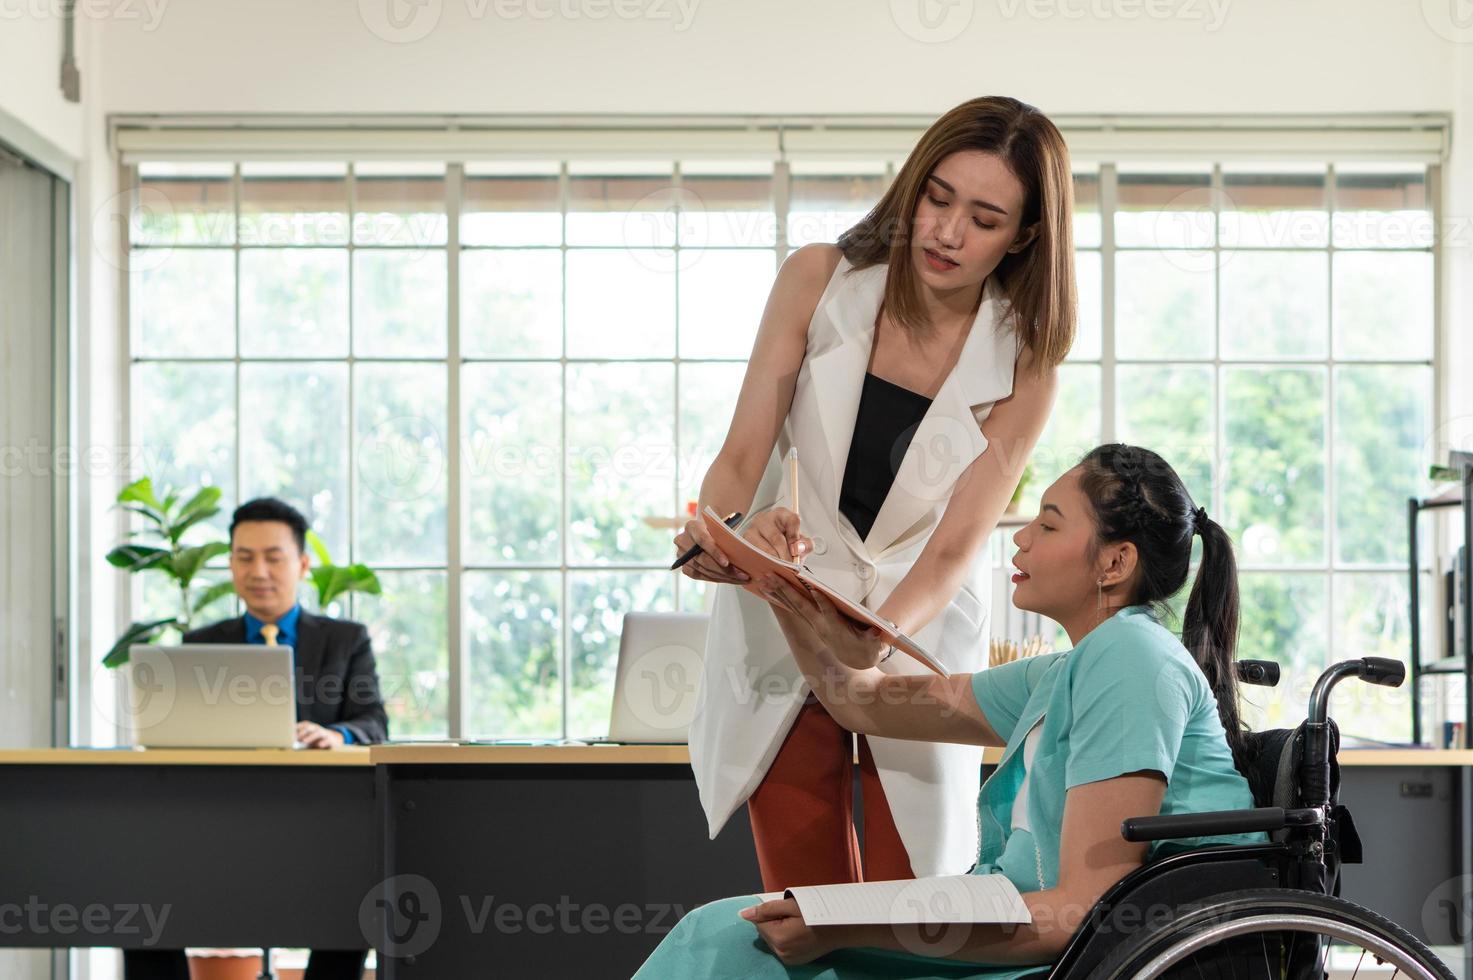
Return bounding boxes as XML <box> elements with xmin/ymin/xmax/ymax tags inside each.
<box><xmin>124</xmin><ymin>152</ymin><xmax>1440</xmax><ymax>742</ymax></box>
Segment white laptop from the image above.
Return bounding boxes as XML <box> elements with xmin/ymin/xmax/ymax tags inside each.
<box><xmin>125</xmin><ymin>644</ymin><xmax>297</xmax><ymax>749</ymax></box>
<box><xmin>595</xmin><ymin>612</ymin><xmax>708</xmax><ymax>744</ymax></box>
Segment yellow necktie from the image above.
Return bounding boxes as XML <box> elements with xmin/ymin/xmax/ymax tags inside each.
<box><xmin>261</xmin><ymin>623</ymin><xmax>279</xmax><ymax>646</ymax></box>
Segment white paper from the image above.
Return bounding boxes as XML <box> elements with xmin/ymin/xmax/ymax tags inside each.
<box><xmin>780</xmin><ymin>875</ymin><xmax>1031</xmax><ymax>927</ymax></box>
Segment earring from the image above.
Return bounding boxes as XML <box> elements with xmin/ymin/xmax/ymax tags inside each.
<box><xmin>1096</xmin><ymin>578</ymin><xmax>1105</xmax><ymax>610</ymax></box>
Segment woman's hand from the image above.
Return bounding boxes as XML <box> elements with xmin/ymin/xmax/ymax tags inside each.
<box><xmin>673</xmin><ymin>516</ymin><xmax>749</xmax><ymax>585</ymax></box>
<box><xmin>741</xmin><ymin>507</ymin><xmax>813</xmax><ymax>563</ymax></box>
<box><xmin>740</xmin><ymin>898</ymin><xmax>840</xmax><ymax>966</ymax></box>
<box><xmin>757</xmin><ymin>574</ymin><xmax>889</xmax><ymax>671</ymax></box>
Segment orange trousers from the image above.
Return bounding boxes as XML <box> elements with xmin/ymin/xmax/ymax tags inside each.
<box><xmin>746</xmin><ymin>695</ymin><xmax>916</xmax><ymax>891</ymax></box>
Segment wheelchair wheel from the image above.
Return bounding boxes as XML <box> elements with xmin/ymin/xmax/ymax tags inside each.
<box><xmin>1085</xmin><ymin>889</ymin><xmax>1456</xmax><ymax>980</ymax></box>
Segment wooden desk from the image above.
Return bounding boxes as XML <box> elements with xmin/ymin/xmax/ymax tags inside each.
<box><xmin>368</xmin><ymin>742</ymin><xmax>1006</xmax><ymax>765</ymax></box>
<box><xmin>0</xmin><ymin>748</ymin><xmax>376</xmax><ymax>951</ymax></box>
<box><xmin>1338</xmin><ymin>747</ymin><xmax>1473</xmax><ymax>766</ymax></box>
<box><xmin>0</xmin><ymin>746</ymin><xmax>372</xmax><ymax>766</ymax></box>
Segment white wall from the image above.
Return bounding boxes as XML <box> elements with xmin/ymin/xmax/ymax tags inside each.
<box><xmin>91</xmin><ymin>0</ymin><xmax>1457</xmax><ymax>115</ymax></box>
<box><xmin>0</xmin><ymin>3</ymin><xmax>83</xmax><ymax>158</ymax></box>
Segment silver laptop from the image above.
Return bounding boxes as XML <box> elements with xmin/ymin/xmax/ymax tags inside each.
<box><xmin>596</xmin><ymin>612</ymin><xmax>708</xmax><ymax>744</ymax></box>
<box><xmin>125</xmin><ymin>644</ymin><xmax>297</xmax><ymax>749</ymax></box>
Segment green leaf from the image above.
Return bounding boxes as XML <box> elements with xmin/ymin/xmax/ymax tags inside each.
<box><xmin>305</xmin><ymin>529</ymin><xmax>333</xmax><ymax>568</ymax></box>
<box><xmin>170</xmin><ymin>541</ymin><xmax>230</xmax><ymax>586</ymax></box>
<box><xmin>312</xmin><ymin>563</ymin><xmax>382</xmax><ymax>608</ymax></box>
<box><xmin>102</xmin><ymin>617</ymin><xmax>177</xmax><ymax>668</ymax></box>
<box><xmin>120</xmin><ymin>503</ymin><xmax>170</xmax><ymax>532</ymax></box>
<box><xmin>118</xmin><ymin>477</ymin><xmax>165</xmax><ymax>513</ymax></box>
<box><xmin>106</xmin><ymin>544</ymin><xmax>170</xmax><ymax>572</ymax></box>
<box><xmin>192</xmin><ymin>579</ymin><xmax>237</xmax><ymax>616</ymax></box>
<box><xmin>310</xmin><ymin>567</ymin><xmax>347</xmax><ymax>608</ymax></box>
<box><xmin>169</xmin><ymin>503</ymin><xmax>223</xmax><ymax>544</ymax></box>
<box><xmin>174</xmin><ymin>486</ymin><xmax>221</xmax><ymax>524</ymax></box>
<box><xmin>346</xmin><ymin>564</ymin><xmax>382</xmax><ymax>596</ymax></box>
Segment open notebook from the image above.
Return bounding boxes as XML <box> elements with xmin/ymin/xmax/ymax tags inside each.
<box><xmin>702</xmin><ymin>506</ymin><xmax>946</xmax><ymax>675</ymax></box>
<box><xmin>753</xmin><ymin>875</ymin><xmax>1031</xmax><ymax>927</ymax></box>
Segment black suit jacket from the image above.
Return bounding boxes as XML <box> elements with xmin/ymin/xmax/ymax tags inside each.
<box><xmin>184</xmin><ymin>609</ymin><xmax>390</xmax><ymax>745</ymax></box>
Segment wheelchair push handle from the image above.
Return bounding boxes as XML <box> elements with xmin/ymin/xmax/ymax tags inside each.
<box><xmin>1236</xmin><ymin>660</ymin><xmax>1280</xmax><ymax>687</ymax></box>
<box><xmin>1121</xmin><ymin>806</ymin><xmax>1323</xmax><ymax>843</ymax></box>
<box><xmin>1308</xmin><ymin>656</ymin><xmax>1406</xmax><ymax>727</ymax></box>
<box><xmin>1358</xmin><ymin>657</ymin><xmax>1405</xmax><ymax>688</ymax></box>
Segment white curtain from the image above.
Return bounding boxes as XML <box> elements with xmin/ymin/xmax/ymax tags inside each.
<box><xmin>0</xmin><ymin>146</ymin><xmax>64</xmax><ymax>980</ymax></box>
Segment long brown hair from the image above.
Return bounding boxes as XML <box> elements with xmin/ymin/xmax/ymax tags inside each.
<box><xmin>836</xmin><ymin>96</ymin><xmax>1076</xmax><ymax>376</ymax></box>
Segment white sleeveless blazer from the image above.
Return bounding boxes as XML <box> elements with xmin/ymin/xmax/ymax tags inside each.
<box><xmin>687</xmin><ymin>254</ymin><xmax>1023</xmax><ymax>878</ymax></box>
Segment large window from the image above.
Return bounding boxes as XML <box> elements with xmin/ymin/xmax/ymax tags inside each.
<box><xmin>125</xmin><ymin>153</ymin><xmax>1436</xmax><ymax>744</ymax></box>
<box><xmin>1017</xmin><ymin>163</ymin><xmax>1435</xmax><ymax>742</ymax></box>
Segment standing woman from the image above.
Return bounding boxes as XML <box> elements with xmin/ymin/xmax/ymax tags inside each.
<box><xmin>674</xmin><ymin>96</ymin><xmax>1076</xmax><ymax>888</ymax></box>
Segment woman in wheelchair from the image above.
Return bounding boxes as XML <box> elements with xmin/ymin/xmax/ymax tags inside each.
<box><xmin>635</xmin><ymin>443</ymin><xmax>1453</xmax><ymax>980</ymax></box>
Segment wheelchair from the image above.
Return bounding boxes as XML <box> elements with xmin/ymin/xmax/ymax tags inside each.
<box><xmin>1026</xmin><ymin>655</ymin><xmax>1457</xmax><ymax>980</ymax></box>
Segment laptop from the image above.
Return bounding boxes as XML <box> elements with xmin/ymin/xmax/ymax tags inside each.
<box><xmin>125</xmin><ymin>644</ymin><xmax>297</xmax><ymax>749</ymax></box>
<box><xmin>592</xmin><ymin>612</ymin><xmax>709</xmax><ymax>744</ymax></box>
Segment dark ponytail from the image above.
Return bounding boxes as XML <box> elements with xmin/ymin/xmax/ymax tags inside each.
<box><xmin>1076</xmin><ymin>444</ymin><xmax>1246</xmax><ymax>768</ymax></box>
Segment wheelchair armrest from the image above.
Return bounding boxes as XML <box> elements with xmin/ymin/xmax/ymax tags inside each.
<box><xmin>1122</xmin><ymin>806</ymin><xmax>1322</xmax><ymax>842</ymax></box>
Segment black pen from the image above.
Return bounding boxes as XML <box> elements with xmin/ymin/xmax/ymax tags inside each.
<box><xmin>671</xmin><ymin>511</ymin><xmax>743</xmax><ymax>570</ymax></box>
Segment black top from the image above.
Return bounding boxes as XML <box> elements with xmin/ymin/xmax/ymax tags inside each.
<box><xmin>838</xmin><ymin>372</ymin><xmax>934</xmax><ymax>540</ymax></box>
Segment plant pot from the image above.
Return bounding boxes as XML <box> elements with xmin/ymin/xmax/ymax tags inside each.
<box><xmin>187</xmin><ymin>950</ymin><xmax>262</xmax><ymax>980</ymax></box>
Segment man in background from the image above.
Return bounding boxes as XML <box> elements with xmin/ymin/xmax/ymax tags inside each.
<box><xmin>123</xmin><ymin>496</ymin><xmax>386</xmax><ymax>980</ymax></box>
<box><xmin>192</xmin><ymin>496</ymin><xmax>388</xmax><ymax>746</ymax></box>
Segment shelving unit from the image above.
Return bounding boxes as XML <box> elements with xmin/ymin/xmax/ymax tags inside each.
<box><xmin>1408</xmin><ymin>458</ymin><xmax>1473</xmax><ymax>747</ymax></box>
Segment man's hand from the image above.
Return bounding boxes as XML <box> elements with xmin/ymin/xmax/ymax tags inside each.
<box><xmin>296</xmin><ymin>721</ymin><xmax>346</xmax><ymax>749</ymax></box>
<box><xmin>739</xmin><ymin>898</ymin><xmax>838</xmax><ymax>966</ymax></box>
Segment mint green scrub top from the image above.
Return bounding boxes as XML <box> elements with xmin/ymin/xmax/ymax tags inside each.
<box><xmin>633</xmin><ymin>605</ymin><xmax>1266</xmax><ymax>980</ymax></box>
